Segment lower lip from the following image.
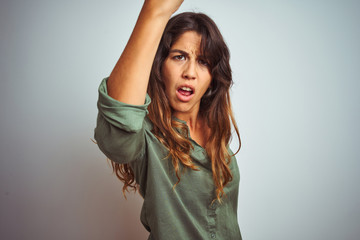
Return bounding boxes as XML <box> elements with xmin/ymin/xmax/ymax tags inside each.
<box><xmin>176</xmin><ymin>90</ymin><xmax>194</xmax><ymax>102</ymax></box>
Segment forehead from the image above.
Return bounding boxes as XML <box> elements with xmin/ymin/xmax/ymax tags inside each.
<box><xmin>171</xmin><ymin>31</ymin><xmax>202</xmax><ymax>54</ymax></box>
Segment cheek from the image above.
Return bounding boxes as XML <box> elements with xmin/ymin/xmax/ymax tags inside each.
<box><xmin>201</xmin><ymin>73</ymin><xmax>212</xmax><ymax>90</ymax></box>
<box><xmin>162</xmin><ymin>74</ymin><xmax>172</xmax><ymax>93</ymax></box>
<box><xmin>199</xmin><ymin>67</ymin><xmax>211</xmax><ymax>80</ymax></box>
<box><xmin>161</xmin><ymin>64</ymin><xmax>171</xmax><ymax>90</ymax></box>
<box><xmin>162</xmin><ymin>66</ymin><xmax>178</xmax><ymax>89</ymax></box>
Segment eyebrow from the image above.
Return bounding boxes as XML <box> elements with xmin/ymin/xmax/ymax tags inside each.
<box><xmin>169</xmin><ymin>49</ymin><xmax>206</xmax><ymax>59</ymax></box>
<box><xmin>169</xmin><ymin>49</ymin><xmax>189</xmax><ymax>57</ymax></box>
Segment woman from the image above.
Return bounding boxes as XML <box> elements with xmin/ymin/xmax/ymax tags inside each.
<box><xmin>95</xmin><ymin>0</ymin><xmax>242</xmax><ymax>239</ymax></box>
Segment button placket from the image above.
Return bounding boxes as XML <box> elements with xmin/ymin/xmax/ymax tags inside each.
<box><xmin>207</xmin><ymin>199</ymin><xmax>217</xmax><ymax>239</ymax></box>
<box><xmin>209</xmin><ymin>201</ymin><xmax>217</xmax><ymax>210</ymax></box>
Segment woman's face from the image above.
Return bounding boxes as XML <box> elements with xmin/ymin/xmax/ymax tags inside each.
<box><xmin>162</xmin><ymin>31</ymin><xmax>212</xmax><ymax>118</ymax></box>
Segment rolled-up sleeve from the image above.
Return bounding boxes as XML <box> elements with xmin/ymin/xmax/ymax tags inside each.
<box><xmin>94</xmin><ymin>77</ymin><xmax>151</xmax><ymax>164</ymax></box>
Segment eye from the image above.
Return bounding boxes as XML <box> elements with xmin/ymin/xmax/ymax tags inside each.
<box><xmin>173</xmin><ymin>55</ymin><xmax>186</xmax><ymax>61</ymax></box>
<box><xmin>198</xmin><ymin>59</ymin><xmax>209</xmax><ymax>67</ymax></box>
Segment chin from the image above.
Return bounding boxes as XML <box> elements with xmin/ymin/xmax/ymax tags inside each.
<box><xmin>172</xmin><ymin>105</ymin><xmax>196</xmax><ymax>115</ymax></box>
<box><xmin>169</xmin><ymin>97</ymin><xmax>199</xmax><ymax>116</ymax></box>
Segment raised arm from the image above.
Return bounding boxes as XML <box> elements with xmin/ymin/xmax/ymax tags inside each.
<box><xmin>107</xmin><ymin>0</ymin><xmax>184</xmax><ymax>105</ymax></box>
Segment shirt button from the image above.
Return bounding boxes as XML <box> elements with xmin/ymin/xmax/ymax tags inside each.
<box><xmin>210</xmin><ymin>202</ymin><xmax>217</xmax><ymax>209</ymax></box>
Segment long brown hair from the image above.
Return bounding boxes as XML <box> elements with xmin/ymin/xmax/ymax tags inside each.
<box><xmin>113</xmin><ymin>12</ymin><xmax>241</xmax><ymax>201</ymax></box>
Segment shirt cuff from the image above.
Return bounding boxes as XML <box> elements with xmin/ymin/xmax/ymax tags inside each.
<box><xmin>97</xmin><ymin>77</ymin><xmax>151</xmax><ymax>132</ymax></box>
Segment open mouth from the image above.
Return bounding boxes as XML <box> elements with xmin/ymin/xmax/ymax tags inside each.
<box><xmin>176</xmin><ymin>85</ymin><xmax>195</xmax><ymax>102</ymax></box>
<box><xmin>177</xmin><ymin>86</ymin><xmax>194</xmax><ymax>96</ymax></box>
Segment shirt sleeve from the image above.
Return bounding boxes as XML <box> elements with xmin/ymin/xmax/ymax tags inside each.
<box><xmin>94</xmin><ymin>77</ymin><xmax>151</xmax><ymax>164</ymax></box>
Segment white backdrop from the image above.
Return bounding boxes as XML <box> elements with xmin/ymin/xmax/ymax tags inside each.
<box><xmin>1</xmin><ymin>0</ymin><xmax>359</xmax><ymax>239</ymax></box>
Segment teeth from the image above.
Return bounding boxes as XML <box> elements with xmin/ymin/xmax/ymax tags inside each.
<box><xmin>181</xmin><ymin>87</ymin><xmax>192</xmax><ymax>91</ymax></box>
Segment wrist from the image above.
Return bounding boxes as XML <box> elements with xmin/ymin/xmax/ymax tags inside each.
<box><xmin>142</xmin><ymin>1</ymin><xmax>174</xmax><ymax>20</ymax></box>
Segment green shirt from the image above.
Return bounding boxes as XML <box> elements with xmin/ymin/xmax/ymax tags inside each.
<box><xmin>95</xmin><ymin>78</ymin><xmax>242</xmax><ymax>240</ymax></box>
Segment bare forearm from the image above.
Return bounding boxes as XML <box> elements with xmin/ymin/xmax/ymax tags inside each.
<box><xmin>107</xmin><ymin>1</ymin><xmax>182</xmax><ymax>105</ymax></box>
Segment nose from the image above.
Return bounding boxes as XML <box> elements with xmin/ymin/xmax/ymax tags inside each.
<box><xmin>182</xmin><ymin>60</ymin><xmax>196</xmax><ymax>80</ymax></box>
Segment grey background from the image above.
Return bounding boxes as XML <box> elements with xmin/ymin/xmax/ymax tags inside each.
<box><xmin>1</xmin><ymin>0</ymin><xmax>359</xmax><ymax>239</ymax></box>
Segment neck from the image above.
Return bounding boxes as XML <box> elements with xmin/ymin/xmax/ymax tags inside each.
<box><xmin>173</xmin><ymin>111</ymin><xmax>201</xmax><ymax>132</ymax></box>
<box><xmin>173</xmin><ymin>110</ymin><xmax>210</xmax><ymax>148</ymax></box>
